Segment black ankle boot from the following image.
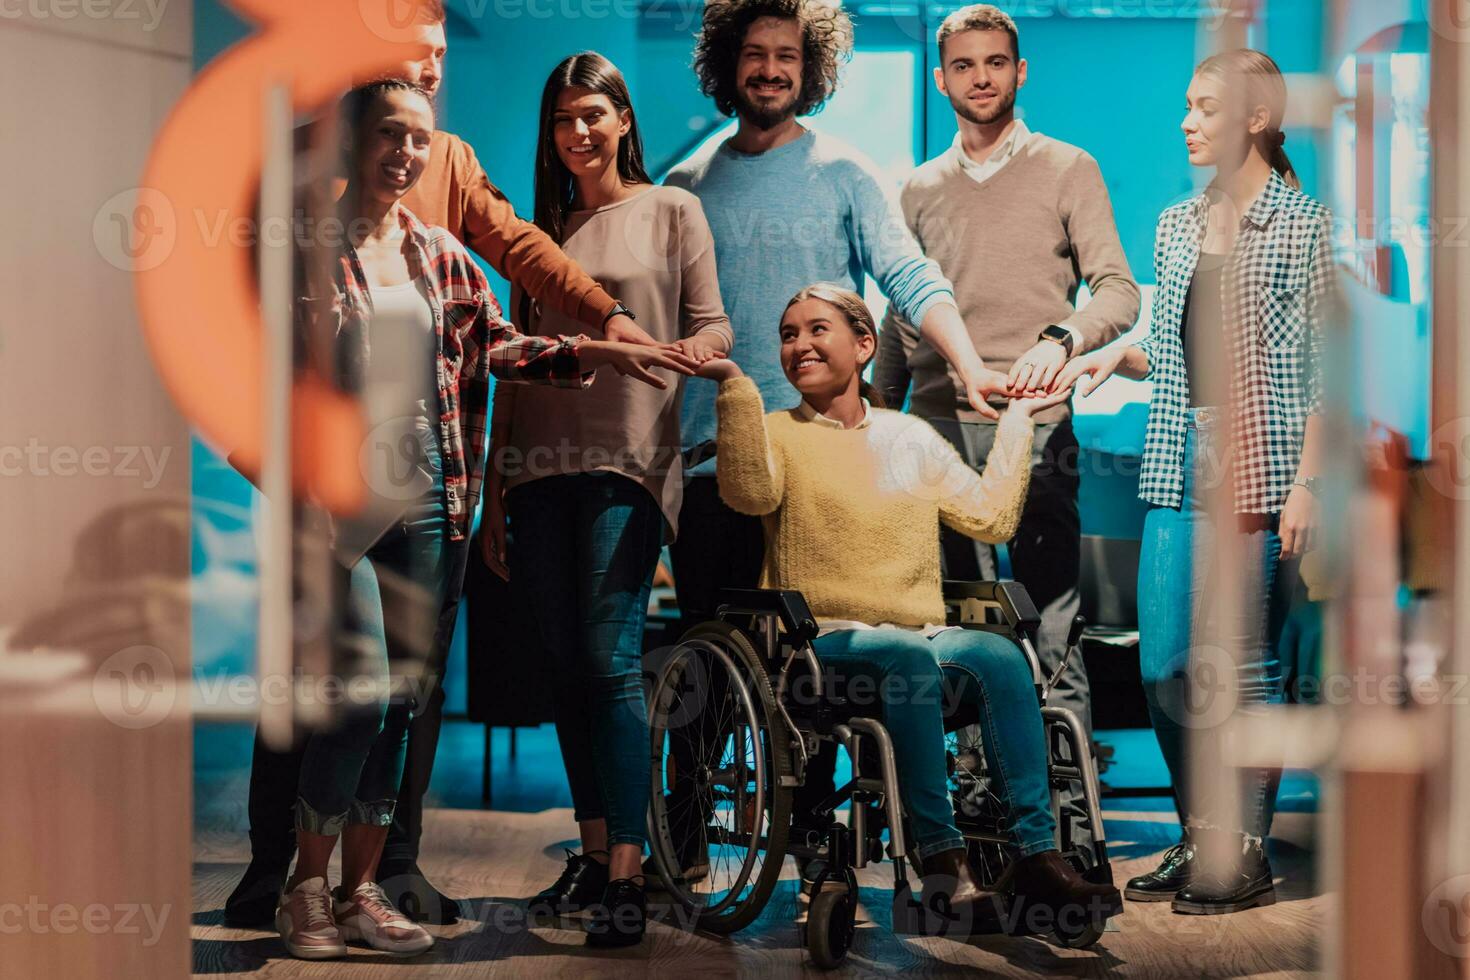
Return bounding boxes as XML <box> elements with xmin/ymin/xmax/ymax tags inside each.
<box><xmin>529</xmin><ymin>850</ymin><xmax>610</xmax><ymax>917</ymax></box>
<box><xmin>585</xmin><ymin>878</ymin><xmax>647</xmax><ymax>948</ymax></box>
<box><xmin>224</xmin><ymin>857</ymin><xmax>290</xmax><ymax>929</ymax></box>
<box><xmin>376</xmin><ymin>861</ymin><xmax>461</xmax><ymax>924</ymax></box>
<box><xmin>1171</xmin><ymin>831</ymin><xmax>1275</xmax><ymax>915</ymax></box>
<box><xmin>1125</xmin><ymin>833</ymin><xmax>1196</xmax><ymax>902</ymax></box>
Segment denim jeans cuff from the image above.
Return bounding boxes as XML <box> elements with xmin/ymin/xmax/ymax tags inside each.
<box><xmin>348</xmin><ymin>799</ymin><xmax>397</xmax><ymax>827</ymax></box>
<box><xmin>572</xmin><ymin>808</ymin><xmax>605</xmax><ymax>824</ymax></box>
<box><xmin>295</xmin><ymin>798</ymin><xmax>348</xmax><ymax>837</ymax></box>
<box><xmin>1015</xmin><ymin>839</ymin><xmax>1055</xmax><ymax>859</ymax></box>
<box><xmin>607</xmin><ymin>833</ymin><xmax>646</xmax><ymax>848</ymax></box>
<box><xmin>915</xmin><ymin>836</ymin><xmax>967</xmax><ymax>863</ymax></box>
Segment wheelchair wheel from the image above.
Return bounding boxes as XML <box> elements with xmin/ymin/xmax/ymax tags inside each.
<box><xmin>648</xmin><ymin>620</ymin><xmax>793</xmax><ymax>934</ymax></box>
<box><xmin>1052</xmin><ymin>917</ymin><xmax>1105</xmax><ymax>949</ymax></box>
<box><xmin>806</xmin><ymin>884</ymin><xmax>856</xmax><ymax>969</ymax></box>
<box><xmin>946</xmin><ymin>725</ymin><xmax>1010</xmax><ymax>885</ymax></box>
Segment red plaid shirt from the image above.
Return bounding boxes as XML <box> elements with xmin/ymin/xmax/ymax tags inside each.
<box><xmin>322</xmin><ymin>207</ymin><xmax>590</xmax><ymax>540</ymax></box>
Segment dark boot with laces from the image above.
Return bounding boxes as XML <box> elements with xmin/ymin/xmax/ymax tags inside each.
<box><xmin>1125</xmin><ymin>832</ymin><xmax>1196</xmax><ymax>902</ymax></box>
<box><xmin>1172</xmin><ymin>830</ymin><xmax>1275</xmax><ymax>915</ymax></box>
<box><xmin>584</xmin><ymin>878</ymin><xmax>647</xmax><ymax>948</ymax></box>
<box><xmin>527</xmin><ymin>850</ymin><xmax>609</xmax><ymax>918</ymax></box>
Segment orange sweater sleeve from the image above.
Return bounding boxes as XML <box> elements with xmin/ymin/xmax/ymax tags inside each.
<box><xmin>448</xmin><ymin>134</ymin><xmax>619</xmax><ymax>331</ymax></box>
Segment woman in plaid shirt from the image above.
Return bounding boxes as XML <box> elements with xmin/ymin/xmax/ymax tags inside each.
<box><xmin>1057</xmin><ymin>50</ymin><xmax>1335</xmax><ymax>916</ymax></box>
<box><xmin>273</xmin><ymin>81</ymin><xmax>698</xmax><ymax>961</ymax></box>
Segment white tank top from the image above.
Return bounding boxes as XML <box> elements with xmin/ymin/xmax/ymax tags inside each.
<box><xmin>364</xmin><ymin>278</ymin><xmax>436</xmax><ymax>424</ymax></box>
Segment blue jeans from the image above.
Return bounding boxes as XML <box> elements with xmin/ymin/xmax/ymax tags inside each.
<box><xmin>508</xmin><ymin>472</ymin><xmax>663</xmax><ymax>848</ymax></box>
<box><xmin>1138</xmin><ymin>408</ymin><xmax>1285</xmax><ymax>840</ymax></box>
<box><xmin>296</xmin><ymin>420</ymin><xmax>449</xmax><ymax>836</ymax></box>
<box><xmin>810</xmin><ymin>627</ymin><xmax>1055</xmax><ymax>862</ymax></box>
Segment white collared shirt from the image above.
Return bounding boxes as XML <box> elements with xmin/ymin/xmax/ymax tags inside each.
<box><xmin>951</xmin><ymin>119</ymin><xmax>1031</xmax><ymax>186</ymax></box>
<box><xmin>796</xmin><ymin>398</ymin><xmax>873</xmax><ymax>430</ymax></box>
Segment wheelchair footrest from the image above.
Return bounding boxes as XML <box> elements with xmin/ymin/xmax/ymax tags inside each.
<box><xmin>890</xmin><ymin>883</ymin><xmax>1007</xmax><ymax>938</ymax></box>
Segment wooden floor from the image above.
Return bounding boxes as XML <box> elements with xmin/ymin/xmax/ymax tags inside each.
<box><xmin>192</xmin><ymin>804</ymin><xmax>1323</xmax><ymax>978</ymax></box>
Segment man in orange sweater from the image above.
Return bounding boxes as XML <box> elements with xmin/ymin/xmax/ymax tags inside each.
<box><xmin>226</xmin><ymin>2</ymin><xmax>653</xmax><ymax>929</ymax></box>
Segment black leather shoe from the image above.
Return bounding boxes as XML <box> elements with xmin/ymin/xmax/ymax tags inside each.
<box><xmin>528</xmin><ymin>850</ymin><xmax>610</xmax><ymax>918</ymax></box>
<box><xmin>584</xmin><ymin>878</ymin><xmax>646</xmax><ymax>948</ymax></box>
<box><xmin>224</xmin><ymin>858</ymin><xmax>289</xmax><ymax>929</ymax></box>
<box><xmin>376</xmin><ymin>862</ymin><xmax>461</xmax><ymax>924</ymax></box>
<box><xmin>1125</xmin><ymin>836</ymin><xmax>1196</xmax><ymax>902</ymax></box>
<box><xmin>1008</xmin><ymin>850</ymin><xmax>1124</xmax><ymax>932</ymax></box>
<box><xmin>1172</xmin><ymin>833</ymin><xmax>1276</xmax><ymax>915</ymax></box>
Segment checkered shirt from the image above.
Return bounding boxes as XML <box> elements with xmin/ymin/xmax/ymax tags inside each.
<box><xmin>1137</xmin><ymin>171</ymin><xmax>1337</xmax><ymax>514</ymax></box>
<box><xmin>313</xmin><ymin>206</ymin><xmax>591</xmax><ymax>541</ymax></box>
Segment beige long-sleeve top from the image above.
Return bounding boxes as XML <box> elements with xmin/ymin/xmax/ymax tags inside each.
<box><xmin>715</xmin><ymin>375</ymin><xmax>1034</xmax><ymax>627</ymax></box>
<box><xmin>881</xmin><ymin>134</ymin><xmax>1141</xmax><ymax>425</ymax></box>
<box><xmin>498</xmin><ymin>186</ymin><xmax>732</xmax><ymax>537</ymax></box>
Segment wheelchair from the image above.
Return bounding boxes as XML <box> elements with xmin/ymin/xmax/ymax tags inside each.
<box><xmin>645</xmin><ymin>580</ymin><xmax>1117</xmax><ymax>969</ymax></box>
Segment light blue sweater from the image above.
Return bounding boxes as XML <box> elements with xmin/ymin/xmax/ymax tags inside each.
<box><xmin>666</xmin><ymin>129</ymin><xmax>956</xmax><ymax>474</ymax></box>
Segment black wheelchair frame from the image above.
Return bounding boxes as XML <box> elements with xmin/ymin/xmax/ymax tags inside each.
<box><xmin>644</xmin><ymin>580</ymin><xmax>1117</xmax><ymax>968</ymax></box>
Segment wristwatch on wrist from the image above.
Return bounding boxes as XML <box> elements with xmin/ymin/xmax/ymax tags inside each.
<box><xmin>603</xmin><ymin>302</ymin><xmax>636</xmax><ymax>327</ymax></box>
<box><xmin>1039</xmin><ymin>324</ymin><xmax>1075</xmax><ymax>357</ymax></box>
<box><xmin>1293</xmin><ymin>476</ymin><xmax>1322</xmax><ymax>497</ymax></box>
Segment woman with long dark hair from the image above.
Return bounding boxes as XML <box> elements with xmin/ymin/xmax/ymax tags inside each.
<box><xmin>273</xmin><ymin>80</ymin><xmax>694</xmax><ymax>961</ymax></box>
<box><xmin>480</xmin><ymin>51</ymin><xmax>732</xmax><ymax>947</ymax></box>
<box><xmin>1057</xmin><ymin>49</ymin><xmax>1337</xmax><ymax>914</ymax></box>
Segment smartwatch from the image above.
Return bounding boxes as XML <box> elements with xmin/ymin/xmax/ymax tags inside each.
<box><xmin>1039</xmin><ymin>324</ymin><xmax>1075</xmax><ymax>357</ymax></box>
<box><xmin>603</xmin><ymin>303</ymin><xmax>636</xmax><ymax>327</ymax></box>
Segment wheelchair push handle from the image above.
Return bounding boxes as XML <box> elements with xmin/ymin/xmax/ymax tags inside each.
<box><xmin>942</xmin><ymin>579</ymin><xmax>1043</xmax><ymax>636</ymax></box>
<box><xmin>1043</xmin><ymin>614</ymin><xmax>1088</xmax><ymax>699</ymax></box>
<box><xmin>1068</xmin><ymin>614</ymin><xmax>1087</xmax><ymax>649</ymax></box>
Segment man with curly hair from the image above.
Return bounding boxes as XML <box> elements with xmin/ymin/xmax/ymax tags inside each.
<box><xmin>660</xmin><ymin>0</ymin><xmax>1030</xmax><ymax>889</ymax></box>
<box><xmin>666</xmin><ymin>0</ymin><xmax>1016</xmax><ymax>639</ymax></box>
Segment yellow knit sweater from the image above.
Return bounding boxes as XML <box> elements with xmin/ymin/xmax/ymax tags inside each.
<box><xmin>715</xmin><ymin>376</ymin><xmax>1035</xmax><ymax>627</ymax></box>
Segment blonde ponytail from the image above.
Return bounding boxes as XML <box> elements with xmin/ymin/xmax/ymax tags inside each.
<box><xmin>1196</xmin><ymin>48</ymin><xmax>1299</xmax><ymax>188</ymax></box>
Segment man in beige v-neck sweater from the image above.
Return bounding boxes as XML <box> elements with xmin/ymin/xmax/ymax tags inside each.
<box><xmin>876</xmin><ymin>5</ymin><xmax>1140</xmax><ymax>743</ymax></box>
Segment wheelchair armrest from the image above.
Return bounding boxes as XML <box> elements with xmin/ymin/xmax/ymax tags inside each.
<box><xmin>717</xmin><ymin>588</ymin><xmax>820</xmax><ymax>648</ymax></box>
<box><xmin>943</xmin><ymin>579</ymin><xmax>1043</xmax><ymax>636</ymax></box>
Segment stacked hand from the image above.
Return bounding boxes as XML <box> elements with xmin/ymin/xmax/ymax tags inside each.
<box><xmin>671</xmin><ymin>336</ymin><xmax>729</xmax><ymax>365</ymax></box>
<box><xmin>1053</xmin><ymin>346</ymin><xmax>1129</xmax><ymax>398</ymax></box>
<box><xmin>962</xmin><ymin>363</ymin><xmax>1075</xmax><ymax>419</ymax></box>
<box><xmin>1006</xmin><ymin>339</ymin><xmax>1070</xmax><ymax>396</ymax></box>
<box><xmin>580</xmin><ymin>340</ymin><xmax>703</xmax><ymax>389</ymax></box>
<box><xmin>1001</xmin><ymin>382</ymin><xmax>1074</xmax><ymax>418</ymax></box>
<box><xmin>694</xmin><ymin>357</ymin><xmax>743</xmax><ymax>383</ymax></box>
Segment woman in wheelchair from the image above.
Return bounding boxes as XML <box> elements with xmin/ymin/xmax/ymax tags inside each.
<box><xmin>692</xmin><ymin>283</ymin><xmax>1123</xmax><ymax>925</ymax></box>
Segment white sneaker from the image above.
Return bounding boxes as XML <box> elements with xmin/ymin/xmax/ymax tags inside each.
<box><xmin>275</xmin><ymin>877</ymin><xmax>347</xmax><ymax>960</ymax></box>
<box><xmin>334</xmin><ymin>881</ymin><xmax>434</xmax><ymax>955</ymax></box>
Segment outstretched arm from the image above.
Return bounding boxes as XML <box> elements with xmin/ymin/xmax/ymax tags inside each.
<box><xmin>936</xmin><ymin>410</ymin><xmax>1036</xmax><ymax>544</ymax></box>
<box><xmin>711</xmin><ymin>370</ymin><xmax>785</xmax><ymax>517</ymax></box>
